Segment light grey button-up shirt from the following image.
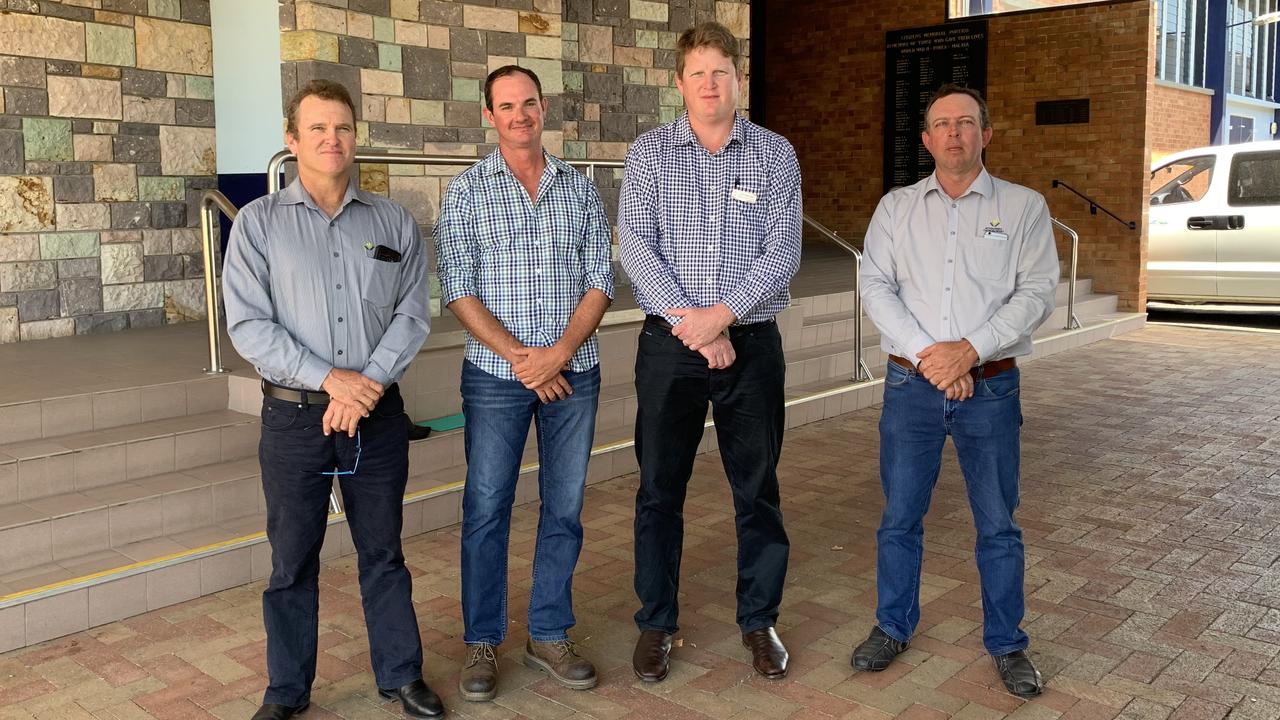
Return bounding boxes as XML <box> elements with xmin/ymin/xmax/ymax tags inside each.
<box><xmin>223</xmin><ymin>177</ymin><xmax>430</xmax><ymax>391</ymax></box>
<box><xmin>860</xmin><ymin>169</ymin><xmax>1059</xmax><ymax>365</ymax></box>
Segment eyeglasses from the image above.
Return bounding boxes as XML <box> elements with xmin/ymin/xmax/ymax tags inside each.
<box><xmin>320</xmin><ymin>429</ymin><xmax>361</xmax><ymax>478</ymax></box>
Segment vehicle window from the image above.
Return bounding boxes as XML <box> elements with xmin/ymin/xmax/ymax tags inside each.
<box><xmin>1151</xmin><ymin>155</ymin><xmax>1214</xmax><ymax>205</ymax></box>
<box><xmin>1228</xmin><ymin>150</ymin><xmax>1280</xmax><ymax>207</ymax></box>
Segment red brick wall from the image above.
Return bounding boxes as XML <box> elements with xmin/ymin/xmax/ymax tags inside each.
<box><xmin>1149</xmin><ymin>83</ymin><xmax>1212</xmax><ymax>162</ymax></box>
<box><xmin>765</xmin><ymin>0</ymin><xmax>1152</xmax><ymax>310</ymax></box>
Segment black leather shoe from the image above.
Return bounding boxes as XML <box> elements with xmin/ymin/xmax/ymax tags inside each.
<box><xmin>742</xmin><ymin>627</ymin><xmax>789</xmax><ymax>679</ymax></box>
<box><xmin>250</xmin><ymin>703</ymin><xmax>308</xmax><ymax>720</ymax></box>
<box><xmin>993</xmin><ymin>650</ymin><xmax>1043</xmax><ymax>698</ymax></box>
<box><xmin>632</xmin><ymin>629</ymin><xmax>673</xmax><ymax>682</ymax></box>
<box><xmin>851</xmin><ymin>626</ymin><xmax>909</xmax><ymax>671</ymax></box>
<box><xmin>378</xmin><ymin>679</ymin><xmax>445</xmax><ymax>718</ymax></box>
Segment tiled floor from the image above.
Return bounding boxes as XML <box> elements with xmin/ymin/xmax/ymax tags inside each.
<box><xmin>6</xmin><ymin>323</ymin><xmax>1274</xmax><ymax>720</ymax></box>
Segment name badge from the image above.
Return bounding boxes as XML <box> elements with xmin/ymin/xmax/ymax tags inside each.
<box><xmin>983</xmin><ymin>227</ymin><xmax>1009</xmax><ymax>242</ymax></box>
<box><xmin>732</xmin><ymin>188</ymin><xmax>758</xmax><ymax>204</ymax></box>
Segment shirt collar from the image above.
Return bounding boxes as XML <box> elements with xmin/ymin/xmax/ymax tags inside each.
<box><xmin>924</xmin><ymin>167</ymin><xmax>993</xmax><ymax>200</ymax></box>
<box><xmin>278</xmin><ymin>175</ymin><xmax>373</xmax><ymax>210</ymax></box>
<box><xmin>671</xmin><ymin>112</ymin><xmax>747</xmax><ymax>151</ymax></box>
<box><xmin>483</xmin><ymin>147</ymin><xmax>563</xmax><ymax>177</ymax></box>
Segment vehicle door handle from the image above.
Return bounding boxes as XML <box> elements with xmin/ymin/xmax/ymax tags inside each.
<box><xmin>1226</xmin><ymin>215</ymin><xmax>1245</xmax><ymax>230</ymax></box>
<box><xmin>1187</xmin><ymin>216</ymin><xmax>1216</xmax><ymax>230</ymax></box>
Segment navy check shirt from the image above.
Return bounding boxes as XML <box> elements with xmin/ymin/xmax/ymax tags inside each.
<box><xmin>435</xmin><ymin>149</ymin><xmax>614</xmax><ymax>380</ymax></box>
<box><xmin>618</xmin><ymin>113</ymin><xmax>802</xmax><ymax>325</ymax></box>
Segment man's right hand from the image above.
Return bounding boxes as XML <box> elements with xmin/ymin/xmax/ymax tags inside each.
<box><xmin>322</xmin><ymin>399</ymin><xmax>363</xmax><ymax>437</ymax></box>
<box><xmin>943</xmin><ymin>372</ymin><xmax>974</xmax><ymax>401</ymax></box>
<box><xmin>321</xmin><ymin>368</ymin><xmax>384</xmax><ymax>413</ymax></box>
<box><xmin>698</xmin><ymin>335</ymin><xmax>736</xmax><ymax>370</ymax></box>
<box><xmin>533</xmin><ymin>373</ymin><xmax>574</xmax><ymax>404</ymax></box>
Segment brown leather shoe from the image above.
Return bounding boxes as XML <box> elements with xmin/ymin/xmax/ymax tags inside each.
<box><xmin>632</xmin><ymin>629</ymin><xmax>673</xmax><ymax>682</ymax></box>
<box><xmin>523</xmin><ymin>639</ymin><xmax>597</xmax><ymax>690</ymax></box>
<box><xmin>742</xmin><ymin>627</ymin><xmax>789</xmax><ymax>679</ymax></box>
<box><xmin>459</xmin><ymin>642</ymin><xmax>497</xmax><ymax>702</ymax></box>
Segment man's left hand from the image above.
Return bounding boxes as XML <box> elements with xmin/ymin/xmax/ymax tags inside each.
<box><xmin>512</xmin><ymin>344</ymin><xmax>573</xmax><ymax>390</ymax></box>
<box><xmin>668</xmin><ymin>304</ymin><xmax>735</xmax><ymax>351</ymax></box>
<box><xmin>917</xmin><ymin>339</ymin><xmax>979</xmax><ymax>389</ymax></box>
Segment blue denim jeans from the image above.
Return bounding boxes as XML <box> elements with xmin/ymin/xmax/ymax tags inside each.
<box><xmin>258</xmin><ymin>384</ymin><xmax>422</xmax><ymax>707</ymax></box>
<box><xmin>459</xmin><ymin>360</ymin><xmax>600</xmax><ymax>645</ymax></box>
<box><xmin>875</xmin><ymin>361</ymin><xmax>1029</xmax><ymax>656</ymax></box>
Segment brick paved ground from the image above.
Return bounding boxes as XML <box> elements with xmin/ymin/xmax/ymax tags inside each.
<box><xmin>2</xmin><ymin>325</ymin><xmax>1279</xmax><ymax>720</ymax></box>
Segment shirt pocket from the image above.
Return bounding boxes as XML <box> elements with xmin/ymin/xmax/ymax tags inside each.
<box><xmin>360</xmin><ymin>254</ymin><xmax>402</xmax><ymax>308</ymax></box>
<box><xmin>966</xmin><ymin>233</ymin><xmax>1013</xmax><ymax>282</ymax></box>
<box><xmin>474</xmin><ymin>204</ymin><xmax>516</xmax><ymax>257</ymax></box>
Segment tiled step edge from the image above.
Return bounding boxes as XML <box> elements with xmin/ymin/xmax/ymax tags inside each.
<box><xmin>0</xmin><ymin>312</ymin><xmax>1144</xmax><ymax>652</ymax></box>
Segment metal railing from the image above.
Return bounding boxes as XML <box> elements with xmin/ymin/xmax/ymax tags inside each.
<box><xmin>801</xmin><ymin>215</ymin><xmax>872</xmax><ymax>383</ymax></box>
<box><xmin>199</xmin><ymin>190</ymin><xmax>238</xmax><ymax>374</ymax></box>
<box><xmin>1051</xmin><ymin>217</ymin><xmax>1082</xmax><ymax>330</ymax></box>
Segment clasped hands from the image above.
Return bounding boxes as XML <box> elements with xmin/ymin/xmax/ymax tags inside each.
<box><xmin>511</xmin><ymin>344</ymin><xmax>575</xmax><ymax>403</ymax></box>
<box><xmin>321</xmin><ymin>368</ymin><xmax>385</xmax><ymax>437</ymax></box>
<box><xmin>668</xmin><ymin>304</ymin><xmax>736</xmax><ymax>370</ymax></box>
<box><xmin>916</xmin><ymin>339</ymin><xmax>980</xmax><ymax>401</ymax></box>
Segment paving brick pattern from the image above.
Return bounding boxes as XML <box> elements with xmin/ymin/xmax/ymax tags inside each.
<box><xmin>1</xmin><ymin>324</ymin><xmax>1278</xmax><ymax>719</ymax></box>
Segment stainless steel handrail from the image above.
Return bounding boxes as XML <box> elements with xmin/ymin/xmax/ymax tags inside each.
<box><xmin>801</xmin><ymin>215</ymin><xmax>872</xmax><ymax>383</ymax></box>
<box><xmin>1051</xmin><ymin>218</ymin><xmax>1081</xmax><ymax>330</ymax></box>
<box><xmin>199</xmin><ymin>190</ymin><xmax>237</xmax><ymax>374</ymax></box>
<box><xmin>266</xmin><ymin>150</ymin><xmax>625</xmax><ymax>192</ymax></box>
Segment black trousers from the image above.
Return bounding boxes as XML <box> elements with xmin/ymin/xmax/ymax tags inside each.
<box><xmin>259</xmin><ymin>384</ymin><xmax>422</xmax><ymax>707</ymax></box>
<box><xmin>632</xmin><ymin>317</ymin><xmax>790</xmax><ymax>634</ymax></box>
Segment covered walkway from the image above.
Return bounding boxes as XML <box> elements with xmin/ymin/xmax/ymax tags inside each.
<box><xmin>1</xmin><ymin>325</ymin><xmax>1277</xmax><ymax>720</ymax></box>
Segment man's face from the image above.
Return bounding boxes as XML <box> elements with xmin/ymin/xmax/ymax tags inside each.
<box><xmin>675</xmin><ymin>45</ymin><xmax>741</xmax><ymax>127</ymax></box>
<box><xmin>484</xmin><ymin>73</ymin><xmax>546</xmax><ymax>151</ymax></box>
<box><xmin>921</xmin><ymin>93</ymin><xmax>993</xmax><ymax>177</ymax></box>
<box><xmin>285</xmin><ymin>95</ymin><xmax>356</xmax><ymax>180</ymax></box>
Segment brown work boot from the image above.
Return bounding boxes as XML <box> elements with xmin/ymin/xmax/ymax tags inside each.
<box><xmin>523</xmin><ymin>638</ymin><xmax>598</xmax><ymax>690</ymax></box>
<box><xmin>459</xmin><ymin>642</ymin><xmax>498</xmax><ymax>702</ymax></box>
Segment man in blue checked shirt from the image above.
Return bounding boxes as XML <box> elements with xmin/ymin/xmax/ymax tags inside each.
<box><xmin>434</xmin><ymin>65</ymin><xmax>613</xmax><ymax>703</ymax></box>
<box><xmin>618</xmin><ymin>22</ymin><xmax>803</xmax><ymax>683</ymax></box>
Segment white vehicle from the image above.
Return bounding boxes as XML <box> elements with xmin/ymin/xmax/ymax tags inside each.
<box><xmin>1148</xmin><ymin>140</ymin><xmax>1280</xmax><ymax>304</ymax></box>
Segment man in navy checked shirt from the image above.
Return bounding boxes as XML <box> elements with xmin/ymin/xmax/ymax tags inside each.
<box><xmin>618</xmin><ymin>22</ymin><xmax>803</xmax><ymax>683</ymax></box>
<box><xmin>435</xmin><ymin>66</ymin><xmax>613</xmax><ymax>703</ymax></box>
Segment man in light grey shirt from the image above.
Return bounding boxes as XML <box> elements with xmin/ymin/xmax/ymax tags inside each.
<box><xmin>853</xmin><ymin>84</ymin><xmax>1058</xmax><ymax>699</ymax></box>
<box><xmin>223</xmin><ymin>79</ymin><xmax>443</xmax><ymax>720</ymax></box>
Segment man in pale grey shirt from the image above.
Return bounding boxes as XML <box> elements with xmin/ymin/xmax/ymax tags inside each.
<box><xmin>854</xmin><ymin>84</ymin><xmax>1058</xmax><ymax>698</ymax></box>
<box><xmin>223</xmin><ymin>80</ymin><xmax>443</xmax><ymax>720</ymax></box>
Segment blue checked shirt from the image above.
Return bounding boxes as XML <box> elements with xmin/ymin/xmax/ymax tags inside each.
<box><xmin>618</xmin><ymin>113</ymin><xmax>802</xmax><ymax>325</ymax></box>
<box><xmin>435</xmin><ymin>149</ymin><xmax>614</xmax><ymax>380</ymax></box>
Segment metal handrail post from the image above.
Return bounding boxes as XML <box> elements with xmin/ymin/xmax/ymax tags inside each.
<box><xmin>199</xmin><ymin>191</ymin><xmax>239</xmax><ymax>374</ymax></box>
<box><xmin>800</xmin><ymin>214</ymin><xmax>871</xmax><ymax>383</ymax></box>
<box><xmin>1051</xmin><ymin>218</ymin><xmax>1081</xmax><ymax>330</ymax></box>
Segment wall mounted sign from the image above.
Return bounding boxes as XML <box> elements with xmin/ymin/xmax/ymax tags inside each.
<box><xmin>883</xmin><ymin>20</ymin><xmax>988</xmax><ymax>194</ymax></box>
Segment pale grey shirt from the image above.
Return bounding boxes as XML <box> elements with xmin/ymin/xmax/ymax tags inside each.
<box><xmin>860</xmin><ymin>169</ymin><xmax>1059</xmax><ymax>365</ymax></box>
<box><xmin>223</xmin><ymin>177</ymin><xmax>430</xmax><ymax>391</ymax></box>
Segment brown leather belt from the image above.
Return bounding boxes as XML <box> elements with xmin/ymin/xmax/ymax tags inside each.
<box><xmin>889</xmin><ymin>354</ymin><xmax>1016</xmax><ymax>379</ymax></box>
<box><xmin>262</xmin><ymin>380</ymin><xmax>330</xmax><ymax>405</ymax></box>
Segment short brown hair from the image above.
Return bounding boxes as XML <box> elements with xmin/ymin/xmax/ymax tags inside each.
<box><xmin>924</xmin><ymin>84</ymin><xmax>991</xmax><ymax>130</ymax></box>
<box><xmin>285</xmin><ymin>79</ymin><xmax>357</xmax><ymax>137</ymax></box>
<box><xmin>484</xmin><ymin>65</ymin><xmax>543</xmax><ymax>111</ymax></box>
<box><xmin>675</xmin><ymin>21</ymin><xmax>740</xmax><ymax>77</ymax></box>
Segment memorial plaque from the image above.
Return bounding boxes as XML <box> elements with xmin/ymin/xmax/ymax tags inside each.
<box><xmin>883</xmin><ymin>20</ymin><xmax>988</xmax><ymax>194</ymax></box>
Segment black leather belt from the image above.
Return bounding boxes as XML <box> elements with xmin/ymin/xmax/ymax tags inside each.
<box><xmin>644</xmin><ymin>315</ymin><xmax>775</xmax><ymax>337</ymax></box>
<box><xmin>262</xmin><ymin>380</ymin><xmax>330</xmax><ymax>405</ymax></box>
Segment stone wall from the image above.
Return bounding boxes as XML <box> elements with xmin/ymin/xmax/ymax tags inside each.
<box><xmin>0</xmin><ymin>0</ymin><xmax>217</xmax><ymax>343</ymax></box>
<box><xmin>765</xmin><ymin>0</ymin><xmax>1153</xmax><ymax>311</ymax></box>
<box><xmin>277</xmin><ymin>0</ymin><xmax>750</xmax><ymax>232</ymax></box>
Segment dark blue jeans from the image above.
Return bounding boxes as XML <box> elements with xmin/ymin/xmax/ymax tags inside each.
<box><xmin>875</xmin><ymin>361</ymin><xmax>1029</xmax><ymax>655</ymax></box>
<box><xmin>632</xmin><ymin>318</ymin><xmax>789</xmax><ymax>635</ymax></box>
<box><xmin>459</xmin><ymin>360</ymin><xmax>600</xmax><ymax>645</ymax></box>
<box><xmin>259</xmin><ymin>384</ymin><xmax>422</xmax><ymax>707</ymax></box>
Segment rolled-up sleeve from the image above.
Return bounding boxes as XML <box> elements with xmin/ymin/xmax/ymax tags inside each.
<box><xmin>223</xmin><ymin>203</ymin><xmax>332</xmax><ymax>391</ymax></box>
<box><xmin>363</xmin><ymin>209</ymin><xmax>431</xmax><ymax>386</ymax></box>
<box><xmin>434</xmin><ymin>175</ymin><xmax>479</xmax><ymax>306</ymax></box>
<box><xmin>581</xmin><ymin>180</ymin><xmax>615</xmax><ymax>299</ymax></box>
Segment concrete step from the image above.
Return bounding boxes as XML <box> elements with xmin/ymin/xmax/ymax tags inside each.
<box><xmin>0</xmin><ymin>409</ymin><xmax>258</xmax><ymax>505</ymax></box>
<box><xmin>0</xmin><ymin>376</ymin><xmax>230</xmax><ymax>445</ymax></box>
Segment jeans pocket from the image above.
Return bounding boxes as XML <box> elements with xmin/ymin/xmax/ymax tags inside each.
<box><xmin>884</xmin><ymin>363</ymin><xmax>912</xmax><ymax>388</ymax></box>
<box><xmin>979</xmin><ymin>369</ymin><xmax>1020</xmax><ymax>398</ymax></box>
<box><xmin>261</xmin><ymin>403</ymin><xmax>302</xmax><ymax>432</ymax></box>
